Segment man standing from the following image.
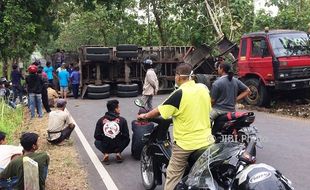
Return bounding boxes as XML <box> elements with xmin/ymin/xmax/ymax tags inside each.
<box><xmin>26</xmin><ymin>65</ymin><xmax>44</xmax><ymax>118</ymax></box>
<box><xmin>94</xmin><ymin>100</ymin><xmax>130</xmax><ymax>165</ymax></box>
<box><xmin>70</xmin><ymin>66</ymin><xmax>80</xmax><ymax>99</ymax></box>
<box><xmin>43</xmin><ymin>61</ymin><xmax>54</xmax><ymax>86</ymax></box>
<box><xmin>10</xmin><ymin>64</ymin><xmax>24</xmax><ymax>104</ymax></box>
<box><xmin>58</xmin><ymin>65</ymin><xmax>70</xmax><ymax>99</ymax></box>
<box><xmin>210</xmin><ymin>62</ymin><xmax>250</xmax><ymax>122</ymax></box>
<box><xmin>47</xmin><ymin>99</ymin><xmax>75</xmax><ymax>145</ymax></box>
<box><xmin>138</xmin><ymin>63</ymin><xmax>214</xmax><ymax>190</ymax></box>
<box><xmin>0</xmin><ymin>132</ymin><xmax>50</xmax><ymax>190</ymax></box>
<box><xmin>142</xmin><ymin>59</ymin><xmax>158</xmax><ymax>110</ymax></box>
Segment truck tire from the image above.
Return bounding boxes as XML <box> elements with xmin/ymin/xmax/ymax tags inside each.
<box><xmin>116</xmin><ymin>83</ymin><xmax>139</xmax><ymax>91</ymax></box>
<box><xmin>117</xmin><ymin>90</ymin><xmax>139</xmax><ymax>97</ymax></box>
<box><xmin>87</xmin><ymin>92</ymin><xmax>110</xmax><ymax>99</ymax></box>
<box><xmin>158</xmin><ymin>78</ymin><xmax>168</xmax><ymax>90</ymax></box>
<box><xmin>85</xmin><ymin>54</ymin><xmax>110</xmax><ymax>62</ymax></box>
<box><xmin>116</xmin><ymin>44</ymin><xmax>138</xmax><ymax>51</ymax></box>
<box><xmin>85</xmin><ymin>47</ymin><xmax>110</xmax><ymax>54</ymax></box>
<box><xmin>195</xmin><ymin>74</ymin><xmax>211</xmax><ymax>89</ymax></box>
<box><xmin>116</xmin><ymin>51</ymin><xmax>138</xmax><ymax>58</ymax></box>
<box><xmin>87</xmin><ymin>84</ymin><xmax>110</xmax><ymax>93</ymax></box>
<box><xmin>244</xmin><ymin>78</ymin><xmax>270</xmax><ymax>106</ymax></box>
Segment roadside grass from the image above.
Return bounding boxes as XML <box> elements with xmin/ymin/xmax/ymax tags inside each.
<box><xmin>22</xmin><ymin>109</ymin><xmax>89</xmax><ymax>189</ymax></box>
<box><xmin>0</xmin><ymin>100</ymin><xmax>23</xmax><ymax>143</ymax></box>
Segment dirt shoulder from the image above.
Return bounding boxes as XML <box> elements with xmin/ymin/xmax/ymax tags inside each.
<box><xmin>19</xmin><ymin>110</ymin><xmax>89</xmax><ymax>190</ymax></box>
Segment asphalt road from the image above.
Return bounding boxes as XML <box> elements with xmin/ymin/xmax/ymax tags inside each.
<box><xmin>66</xmin><ymin>95</ymin><xmax>310</xmax><ymax>190</ymax></box>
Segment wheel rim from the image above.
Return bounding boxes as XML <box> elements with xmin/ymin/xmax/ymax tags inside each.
<box><xmin>247</xmin><ymin>85</ymin><xmax>259</xmax><ymax>103</ymax></box>
<box><xmin>141</xmin><ymin>150</ymin><xmax>154</xmax><ymax>187</ymax></box>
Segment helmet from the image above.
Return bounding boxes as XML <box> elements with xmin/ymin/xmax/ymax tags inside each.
<box><xmin>28</xmin><ymin>65</ymin><xmax>38</xmax><ymax>74</ymax></box>
<box><xmin>144</xmin><ymin>59</ymin><xmax>153</xmax><ymax>65</ymax></box>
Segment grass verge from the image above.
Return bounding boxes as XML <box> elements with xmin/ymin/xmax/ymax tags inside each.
<box><xmin>3</xmin><ymin>105</ymin><xmax>89</xmax><ymax>189</ymax></box>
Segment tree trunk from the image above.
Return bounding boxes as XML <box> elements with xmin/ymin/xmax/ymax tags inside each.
<box><xmin>150</xmin><ymin>0</ymin><xmax>167</xmax><ymax>46</ymax></box>
<box><xmin>2</xmin><ymin>57</ymin><xmax>8</xmax><ymax>78</ymax></box>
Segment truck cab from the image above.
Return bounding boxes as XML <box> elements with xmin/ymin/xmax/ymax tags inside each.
<box><xmin>238</xmin><ymin>30</ymin><xmax>310</xmax><ymax>106</ymax></box>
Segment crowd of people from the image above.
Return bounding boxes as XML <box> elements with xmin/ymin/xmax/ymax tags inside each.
<box><xmin>0</xmin><ymin>50</ymin><xmax>81</xmax><ymax>189</ymax></box>
<box><xmin>0</xmin><ymin>57</ymin><xmax>250</xmax><ymax>189</ymax></box>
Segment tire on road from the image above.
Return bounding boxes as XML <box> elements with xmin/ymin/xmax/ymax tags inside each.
<box><xmin>116</xmin><ymin>83</ymin><xmax>139</xmax><ymax>91</ymax></box>
<box><xmin>87</xmin><ymin>92</ymin><xmax>110</xmax><ymax>99</ymax></box>
<box><xmin>116</xmin><ymin>44</ymin><xmax>138</xmax><ymax>51</ymax></box>
<box><xmin>117</xmin><ymin>90</ymin><xmax>139</xmax><ymax>97</ymax></box>
<box><xmin>87</xmin><ymin>84</ymin><xmax>110</xmax><ymax>93</ymax></box>
<box><xmin>140</xmin><ymin>146</ymin><xmax>156</xmax><ymax>190</ymax></box>
<box><xmin>195</xmin><ymin>74</ymin><xmax>211</xmax><ymax>89</ymax></box>
<box><xmin>244</xmin><ymin>78</ymin><xmax>270</xmax><ymax>106</ymax></box>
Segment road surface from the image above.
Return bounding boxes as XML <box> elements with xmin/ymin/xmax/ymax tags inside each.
<box><xmin>67</xmin><ymin>95</ymin><xmax>310</xmax><ymax>190</ymax></box>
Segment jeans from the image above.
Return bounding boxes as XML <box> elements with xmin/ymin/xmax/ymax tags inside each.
<box><xmin>12</xmin><ymin>85</ymin><xmax>23</xmax><ymax>103</ymax></box>
<box><xmin>72</xmin><ymin>84</ymin><xmax>79</xmax><ymax>99</ymax></box>
<box><xmin>0</xmin><ymin>176</ymin><xmax>18</xmax><ymax>190</ymax></box>
<box><xmin>29</xmin><ymin>93</ymin><xmax>43</xmax><ymax>118</ymax></box>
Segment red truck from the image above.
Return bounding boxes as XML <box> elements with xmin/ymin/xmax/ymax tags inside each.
<box><xmin>186</xmin><ymin>29</ymin><xmax>310</xmax><ymax>106</ymax></box>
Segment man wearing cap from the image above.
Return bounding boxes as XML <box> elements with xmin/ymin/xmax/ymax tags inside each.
<box><xmin>0</xmin><ymin>132</ymin><xmax>49</xmax><ymax>189</ymax></box>
<box><xmin>47</xmin><ymin>99</ymin><xmax>75</xmax><ymax>145</ymax></box>
<box><xmin>138</xmin><ymin>63</ymin><xmax>214</xmax><ymax>190</ymax></box>
<box><xmin>142</xmin><ymin>59</ymin><xmax>159</xmax><ymax>110</ymax></box>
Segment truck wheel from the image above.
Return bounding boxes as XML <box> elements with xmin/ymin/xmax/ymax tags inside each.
<box><xmin>117</xmin><ymin>90</ymin><xmax>139</xmax><ymax>97</ymax></box>
<box><xmin>85</xmin><ymin>47</ymin><xmax>110</xmax><ymax>54</ymax></box>
<box><xmin>244</xmin><ymin>78</ymin><xmax>270</xmax><ymax>106</ymax></box>
<box><xmin>158</xmin><ymin>78</ymin><xmax>168</xmax><ymax>90</ymax></box>
<box><xmin>116</xmin><ymin>51</ymin><xmax>138</xmax><ymax>58</ymax></box>
<box><xmin>85</xmin><ymin>54</ymin><xmax>110</xmax><ymax>62</ymax></box>
<box><xmin>87</xmin><ymin>84</ymin><xmax>110</xmax><ymax>93</ymax></box>
<box><xmin>195</xmin><ymin>74</ymin><xmax>211</xmax><ymax>89</ymax></box>
<box><xmin>117</xmin><ymin>83</ymin><xmax>139</xmax><ymax>91</ymax></box>
<box><xmin>87</xmin><ymin>92</ymin><xmax>110</xmax><ymax>99</ymax></box>
<box><xmin>116</xmin><ymin>44</ymin><xmax>138</xmax><ymax>51</ymax></box>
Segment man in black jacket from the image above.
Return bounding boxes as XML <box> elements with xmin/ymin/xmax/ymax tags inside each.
<box><xmin>26</xmin><ymin>65</ymin><xmax>44</xmax><ymax>118</ymax></box>
<box><xmin>94</xmin><ymin>100</ymin><xmax>130</xmax><ymax>165</ymax></box>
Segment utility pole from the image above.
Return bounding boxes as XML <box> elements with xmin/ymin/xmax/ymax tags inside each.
<box><xmin>147</xmin><ymin>0</ymin><xmax>151</xmax><ymax>46</ymax></box>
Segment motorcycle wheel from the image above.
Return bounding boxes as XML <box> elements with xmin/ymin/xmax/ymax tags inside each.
<box><xmin>140</xmin><ymin>146</ymin><xmax>156</xmax><ymax>190</ymax></box>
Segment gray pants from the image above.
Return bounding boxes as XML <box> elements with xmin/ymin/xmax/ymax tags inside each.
<box><xmin>142</xmin><ymin>95</ymin><xmax>153</xmax><ymax>111</ymax></box>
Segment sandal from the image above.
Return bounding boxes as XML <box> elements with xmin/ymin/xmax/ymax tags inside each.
<box><xmin>115</xmin><ymin>154</ymin><xmax>123</xmax><ymax>163</ymax></box>
<box><xmin>102</xmin><ymin>155</ymin><xmax>110</xmax><ymax>165</ymax></box>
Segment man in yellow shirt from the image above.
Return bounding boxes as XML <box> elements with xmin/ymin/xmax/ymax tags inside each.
<box><xmin>138</xmin><ymin>63</ymin><xmax>214</xmax><ymax>190</ymax></box>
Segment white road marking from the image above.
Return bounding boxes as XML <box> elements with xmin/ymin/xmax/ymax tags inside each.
<box><xmin>66</xmin><ymin>109</ymin><xmax>119</xmax><ymax>190</ymax></box>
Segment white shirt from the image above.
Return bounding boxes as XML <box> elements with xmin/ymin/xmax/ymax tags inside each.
<box><xmin>0</xmin><ymin>145</ymin><xmax>23</xmax><ymax>169</ymax></box>
<box><xmin>47</xmin><ymin>110</ymin><xmax>73</xmax><ymax>140</ymax></box>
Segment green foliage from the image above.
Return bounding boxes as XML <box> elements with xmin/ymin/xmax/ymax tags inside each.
<box><xmin>0</xmin><ymin>100</ymin><xmax>23</xmax><ymax>143</ymax></box>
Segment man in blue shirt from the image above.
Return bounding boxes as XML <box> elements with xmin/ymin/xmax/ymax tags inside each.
<box><xmin>58</xmin><ymin>65</ymin><xmax>69</xmax><ymax>99</ymax></box>
<box><xmin>43</xmin><ymin>61</ymin><xmax>54</xmax><ymax>86</ymax></box>
<box><xmin>70</xmin><ymin>66</ymin><xmax>80</xmax><ymax>99</ymax></box>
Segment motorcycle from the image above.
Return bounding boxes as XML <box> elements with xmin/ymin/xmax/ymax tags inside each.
<box><xmin>134</xmin><ymin>99</ymin><xmax>205</xmax><ymax>190</ymax></box>
<box><xmin>175</xmin><ymin>138</ymin><xmax>294</xmax><ymax>190</ymax></box>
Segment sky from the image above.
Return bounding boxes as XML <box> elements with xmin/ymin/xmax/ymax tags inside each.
<box><xmin>254</xmin><ymin>0</ymin><xmax>279</xmax><ymax>16</ymax></box>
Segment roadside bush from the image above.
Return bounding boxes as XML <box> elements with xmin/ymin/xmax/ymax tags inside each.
<box><xmin>0</xmin><ymin>100</ymin><xmax>23</xmax><ymax>143</ymax></box>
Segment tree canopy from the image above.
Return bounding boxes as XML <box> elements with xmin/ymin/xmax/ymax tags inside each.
<box><xmin>0</xmin><ymin>0</ymin><xmax>309</xmax><ymax>77</ymax></box>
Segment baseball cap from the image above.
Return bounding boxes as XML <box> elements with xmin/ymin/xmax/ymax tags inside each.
<box><xmin>56</xmin><ymin>99</ymin><xmax>67</xmax><ymax>108</ymax></box>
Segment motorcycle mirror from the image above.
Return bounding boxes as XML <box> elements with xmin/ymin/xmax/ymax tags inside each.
<box><xmin>134</xmin><ymin>98</ymin><xmax>145</xmax><ymax>108</ymax></box>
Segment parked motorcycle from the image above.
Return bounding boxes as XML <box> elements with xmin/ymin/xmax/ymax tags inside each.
<box><xmin>134</xmin><ymin>99</ymin><xmax>205</xmax><ymax>190</ymax></box>
<box><xmin>175</xmin><ymin>139</ymin><xmax>294</xmax><ymax>190</ymax></box>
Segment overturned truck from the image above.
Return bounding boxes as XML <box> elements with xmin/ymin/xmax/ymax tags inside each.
<box><xmin>79</xmin><ymin>45</ymin><xmax>192</xmax><ymax>99</ymax></box>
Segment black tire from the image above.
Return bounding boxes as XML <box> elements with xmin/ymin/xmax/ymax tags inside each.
<box><xmin>117</xmin><ymin>90</ymin><xmax>139</xmax><ymax>97</ymax></box>
<box><xmin>85</xmin><ymin>54</ymin><xmax>110</xmax><ymax>62</ymax></box>
<box><xmin>244</xmin><ymin>78</ymin><xmax>270</xmax><ymax>106</ymax></box>
<box><xmin>141</xmin><ymin>146</ymin><xmax>156</xmax><ymax>190</ymax></box>
<box><xmin>116</xmin><ymin>51</ymin><xmax>138</xmax><ymax>58</ymax></box>
<box><xmin>87</xmin><ymin>92</ymin><xmax>110</xmax><ymax>99</ymax></box>
<box><xmin>85</xmin><ymin>47</ymin><xmax>110</xmax><ymax>54</ymax></box>
<box><xmin>116</xmin><ymin>83</ymin><xmax>139</xmax><ymax>91</ymax></box>
<box><xmin>116</xmin><ymin>44</ymin><xmax>138</xmax><ymax>51</ymax></box>
<box><xmin>87</xmin><ymin>84</ymin><xmax>110</xmax><ymax>93</ymax></box>
<box><xmin>158</xmin><ymin>78</ymin><xmax>168</xmax><ymax>90</ymax></box>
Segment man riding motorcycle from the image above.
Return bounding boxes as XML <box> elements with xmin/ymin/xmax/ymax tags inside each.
<box><xmin>137</xmin><ymin>63</ymin><xmax>214</xmax><ymax>190</ymax></box>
